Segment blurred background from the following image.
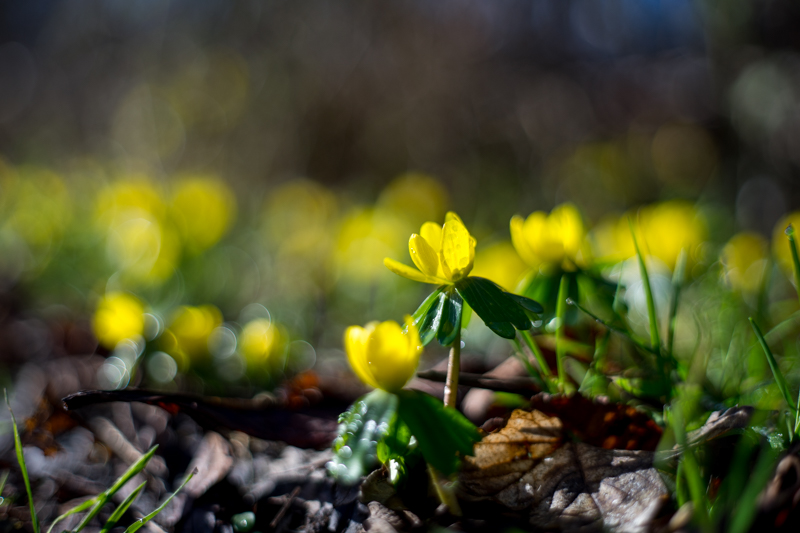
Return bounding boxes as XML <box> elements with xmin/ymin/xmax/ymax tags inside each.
<box><xmin>1</xmin><ymin>0</ymin><xmax>800</xmax><ymax>399</ymax></box>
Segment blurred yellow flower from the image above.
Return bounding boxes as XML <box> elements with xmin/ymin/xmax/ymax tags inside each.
<box><xmin>344</xmin><ymin>317</ymin><xmax>422</xmax><ymax>393</ymax></box>
<box><xmin>510</xmin><ymin>203</ymin><xmax>586</xmax><ymax>271</ymax></box>
<box><xmin>97</xmin><ymin>178</ymin><xmax>180</xmax><ymax>284</ymax></box>
<box><xmin>384</xmin><ymin>211</ymin><xmax>476</xmax><ymax>284</ymax></box>
<box><xmin>721</xmin><ymin>232</ymin><xmax>768</xmax><ymax>293</ymax></box>
<box><xmin>5</xmin><ymin>166</ymin><xmax>72</xmax><ymax>250</ymax></box>
<box><xmin>378</xmin><ymin>172</ymin><xmax>448</xmax><ymax>226</ymax></box>
<box><xmin>171</xmin><ymin>177</ymin><xmax>236</xmax><ymax>253</ymax></box>
<box><xmin>336</xmin><ymin>207</ymin><xmax>406</xmax><ymax>281</ymax></box>
<box><xmin>773</xmin><ymin>212</ymin><xmax>800</xmax><ymax>279</ymax></box>
<box><xmin>240</xmin><ymin>318</ymin><xmax>283</xmax><ymax>367</ymax></box>
<box><xmin>470</xmin><ymin>241</ymin><xmax>528</xmax><ymax>291</ymax></box>
<box><xmin>592</xmin><ymin>201</ymin><xmax>706</xmax><ymax>271</ymax></box>
<box><xmin>93</xmin><ymin>292</ymin><xmax>145</xmax><ymax>349</ymax></box>
<box><xmin>162</xmin><ymin>305</ymin><xmax>222</xmax><ymax>364</ymax></box>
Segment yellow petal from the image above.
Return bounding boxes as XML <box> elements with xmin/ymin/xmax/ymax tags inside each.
<box><xmin>344</xmin><ymin>324</ymin><xmax>379</xmax><ymax>389</ymax></box>
<box><xmin>441</xmin><ymin>215</ymin><xmax>474</xmax><ymax>281</ymax></box>
<box><xmin>420</xmin><ymin>222</ymin><xmax>443</xmax><ymax>251</ymax></box>
<box><xmin>409</xmin><ymin>234</ymin><xmax>440</xmax><ymax>277</ymax></box>
<box><xmin>383</xmin><ymin>257</ymin><xmax>445</xmax><ymax>284</ymax></box>
<box><xmin>510</xmin><ymin>215</ymin><xmax>539</xmax><ymax>267</ymax></box>
<box><xmin>367</xmin><ymin>320</ymin><xmax>420</xmax><ymax>392</ymax></box>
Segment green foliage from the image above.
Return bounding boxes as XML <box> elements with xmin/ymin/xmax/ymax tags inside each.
<box><xmin>5</xmin><ymin>390</ymin><xmax>39</xmax><ymax>533</ymax></box>
<box><xmin>454</xmin><ymin>277</ymin><xmax>541</xmax><ymax>339</ymax></box>
<box><xmin>396</xmin><ymin>390</ymin><xmax>481</xmax><ymax>476</ymax></box>
<box><xmin>328</xmin><ymin>389</ymin><xmax>399</xmax><ymax>485</ymax></box>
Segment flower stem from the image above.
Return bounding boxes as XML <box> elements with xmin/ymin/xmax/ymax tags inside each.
<box><xmin>443</xmin><ymin>326</ymin><xmax>461</xmax><ymax>408</ymax></box>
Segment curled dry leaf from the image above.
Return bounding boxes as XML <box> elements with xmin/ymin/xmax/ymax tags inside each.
<box><xmin>460</xmin><ymin>409</ymin><xmax>667</xmax><ymax>532</ymax></box>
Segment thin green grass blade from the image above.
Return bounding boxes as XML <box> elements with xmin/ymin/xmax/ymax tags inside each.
<box><xmin>511</xmin><ymin>336</ymin><xmax>549</xmax><ymax>392</ymax></box>
<box><xmin>566</xmin><ymin>298</ymin><xmax>660</xmax><ymax>356</ymax></box>
<box><xmin>47</xmin><ymin>498</ymin><xmax>96</xmax><ymax>533</ymax></box>
<box><xmin>99</xmin><ymin>481</ymin><xmax>146</xmax><ymax>533</ymax></box>
<box><xmin>727</xmin><ymin>447</ymin><xmax>780</xmax><ymax>533</ymax></box>
<box><xmin>666</xmin><ymin>249</ymin><xmax>687</xmax><ymax>358</ymax></box>
<box><xmin>555</xmin><ymin>274</ymin><xmax>569</xmax><ymax>390</ymax></box>
<box><xmin>672</xmin><ymin>403</ymin><xmax>710</xmax><ymax>530</ymax></box>
<box><xmin>124</xmin><ymin>468</ymin><xmax>196</xmax><ymax>533</ymax></box>
<box><xmin>628</xmin><ymin>217</ymin><xmax>661</xmax><ymax>351</ymax></box>
<box><xmin>72</xmin><ymin>445</ymin><xmax>159</xmax><ymax>533</ymax></box>
<box><xmin>5</xmin><ymin>390</ymin><xmax>40</xmax><ymax>533</ymax></box>
<box><xmin>749</xmin><ymin>317</ymin><xmax>796</xmax><ymax>412</ymax></box>
<box><xmin>520</xmin><ymin>330</ymin><xmax>553</xmax><ymax>378</ymax></box>
<box><xmin>0</xmin><ymin>469</ymin><xmax>8</xmax><ymax>497</ymax></box>
<box><xmin>785</xmin><ymin>224</ymin><xmax>800</xmax><ymax>302</ymax></box>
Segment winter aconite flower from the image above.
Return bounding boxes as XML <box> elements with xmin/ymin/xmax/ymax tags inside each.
<box><xmin>722</xmin><ymin>232</ymin><xmax>768</xmax><ymax>294</ymax></box>
<box><xmin>93</xmin><ymin>292</ymin><xmax>146</xmax><ymax>349</ymax></box>
<box><xmin>384</xmin><ymin>212</ymin><xmax>476</xmax><ymax>284</ymax></box>
<box><xmin>344</xmin><ymin>317</ymin><xmax>422</xmax><ymax>393</ymax></box>
<box><xmin>510</xmin><ymin>203</ymin><xmax>587</xmax><ymax>271</ymax></box>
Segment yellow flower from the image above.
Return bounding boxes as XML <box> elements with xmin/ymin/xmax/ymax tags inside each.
<box><xmin>162</xmin><ymin>305</ymin><xmax>222</xmax><ymax>365</ymax></box>
<box><xmin>170</xmin><ymin>177</ymin><xmax>236</xmax><ymax>253</ymax></box>
<box><xmin>510</xmin><ymin>203</ymin><xmax>586</xmax><ymax>271</ymax></box>
<box><xmin>470</xmin><ymin>241</ymin><xmax>528</xmax><ymax>291</ymax></box>
<box><xmin>240</xmin><ymin>318</ymin><xmax>283</xmax><ymax>368</ymax></box>
<box><xmin>773</xmin><ymin>212</ymin><xmax>800</xmax><ymax>278</ymax></box>
<box><xmin>93</xmin><ymin>292</ymin><xmax>146</xmax><ymax>349</ymax></box>
<box><xmin>591</xmin><ymin>201</ymin><xmax>706</xmax><ymax>271</ymax></box>
<box><xmin>344</xmin><ymin>317</ymin><xmax>422</xmax><ymax>393</ymax></box>
<box><xmin>384</xmin><ymin>211</ymin><xmax>476</xmax><ymax>284</ymax></box>
<box><xmin>721</xmin><ymin>232</ymin><xmax>768</xmax><ymax>293</ymax></box>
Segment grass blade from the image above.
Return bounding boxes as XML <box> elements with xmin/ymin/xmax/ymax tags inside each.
<box><xmin>555</xmin><ymin>274</ymin><xmax>570</xmax><ymax>390</ymax></box>
<box><xmin>666</xmin><ymin>249</ymin><xmax>687</xmax><ymax>358</ymax></box>
<box><xmin>99</xmin><ymin>481</ymin><xmax>147</xmax><ymax>533</ymax></box>
<box><xmin>785</xmin><ymin>224</ymin><xmax>800</xmax><ymax>302</ymax></box>
<box><xmin>749</xmin><ymin>317</ymin><xmax>796</xmax><ymax>412</ymax></box>
<box><xmin>4</xmin><ymin>390</ymin><xmax>40</xmax><ymax>533</ymax></box>
<box><xmin>727</xmin><ymin>446</ymin><xmax>779</xmax><ymax>533</ymax></box>
<box><xmin>519</xmin><ymin>330</ymin><xmax>553</xmax><ymax>379</ymax></box>
<box><xmin>47</xmin><ymin>498</ymin><xmax>96</xmax><ymax>533</ymax></box>
<box><xmin>72</xmin><ymin>445</ymin><xmax>159</xmax><ymax>532</ymax></box>
<box><xmin>566</xmin><ymin>298</ymin><xmax>660</xmax><ymax>357</ymax></box>
<box><xmin>672</xmin><ymin>402</ymin><xmax>710</xmax><ymax>530</ymax></box>
<box><xmin>124</xmin><ymin>468</ymin><xmax>196</xmax><ymax>533</ymax></box>
<box><xmin>628</xmin><ymin>217</ymin><xmax>661</xmax><ymax>351</ymax></box>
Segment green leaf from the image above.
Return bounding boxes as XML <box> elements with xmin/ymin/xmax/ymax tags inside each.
<box><xmin>99</xmin><ymin>481</ymin><xmax>146</xmax><ymax>533</ymax></box>
<box><xmin>376</xmin><ymin>415</ymin><xmax>412</xmax><ymax>464</ymax></box>
<box><xmin>5</xmin><ymin>390</ymin><xmax>40</xmax><ymax>533</ymax></box>
<box><xmin>437</xmin><ymin>288</ymin><xmax>463</xmax><ymax>346</ymax></box>
<box><xmin>396</xmin><ymin>390</ymin><xmax>481</xmax><ymax>476</ymax></box>
<box><xmin>485</xmin><ymin>321</ymin><xmax>516</xmax><ymax>339</ymax></box>
<box><xmin>506</xmin><ymin>292</ymin><xmax>544</xmax><ymax>314</ymax></box>
<box><xmin>124</xmin><ymin>469</ymin><xmax>194</xmax><ymax>533</ymax></box>
<box><xmin>417</xmin><ymin>292</ymin><xmax>446</xmax><ymax>346</ymax></box>
<box><xmin>455</xmin><ymin>277</ymin><xmax>532</xmax><ymax>338</ymax></box>
<box><xmin>613</xmin><ymin>376</ymin><xmax>672</xmax><ymax>400</ymax></box>
<box><xmin>328</xmin><ymin>389</ymin><xmax>398</xmax><ymax>485</ymax></box>
<box><xmin>410</xmin><ymin>287</ymin><xmax>444</xmax><ymax>328</ymax></box>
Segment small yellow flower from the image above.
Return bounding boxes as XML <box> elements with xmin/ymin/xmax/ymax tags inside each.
<box><xmin>162</xmin><ymin>305</ymin><xmax>222</xmax><ymax>365</ymax></box>
<box><xmin>93</xmin><ymin>292</ymin><xmax>146</xmax><ymax>349</ymax></box>
<box><xmin>510</xmin><ymin>203</ymin><xmax>586</xmax><ymax>271</ymax></box>
<box><xmin>384</xmin><ymin>211</ymin><xmax>476</xmax><ymax>284</ymax></box>
<box><xmin>721</xmin><ymin>232</ymin><xmax>768</xmax><ymax>293</ymax></box>
<box><xmin>344</xmin><ymin>317</ymin><xmax>422</xmax><ymax>393</ymax></box>
<box><xmin>240</xmin><ymin>318</ymin><xmax>283</xmax><ymax>368</ymax></box>
<box><xmin>170</xmin><ymin>176</ymin><xmax>236</xmax><ymax>253</ymax></box>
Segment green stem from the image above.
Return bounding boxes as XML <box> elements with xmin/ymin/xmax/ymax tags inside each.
<box><xmin>426</xmin><ymin>463</ymin><xmax>461</xmax><ymax>515</ymax></box>
<box><xmin>786</xmin><ymin>224</ymin><xmax>800</xmax><ymax>303</ymax></box>
<box><xmin>666</xmin><ymin>249</ymin><xmax>687</xmax><ymax>358</ymax></box>
<box><xmin>443</xmin><ymin>325</ymin><xmax>461</xmax><ymax>409</ymax></box>
<box><xmin>628</xmin><ymin>217</ymin><xmax>661</xmax><ymax>351</ymax></box>
<box><xmin>520</xmin><ymin>330</ymin><xmax>553</xmax><ymax>378</ymax></box>
<box><xmin>555</xmin><ymin>274</ymin><xmax>569</xmax><ymax>390</ymax></box>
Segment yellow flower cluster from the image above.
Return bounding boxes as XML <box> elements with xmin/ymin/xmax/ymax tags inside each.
<box><xmin>510</xmin><ymin>203</ymin><xmax>586</xmax><ymax>272</ymax></box>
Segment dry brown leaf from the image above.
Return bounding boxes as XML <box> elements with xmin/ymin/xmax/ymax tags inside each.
<box><xmin>460</xmin><ymin>406</ymin><xmax>755</xmax><ymax>532</ymax></box>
